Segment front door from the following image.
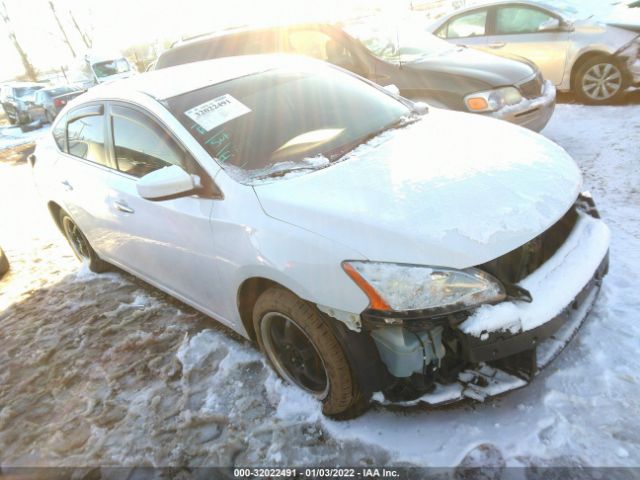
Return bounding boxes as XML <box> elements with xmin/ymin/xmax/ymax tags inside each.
<box><xmin>100</xmin><ymin>103</ymin><xmax>225</xmax><ymax>318</ymax></box>
<box><xmin>487</xmin><ymin>5</ymin><xmax>570</xmax><ymax>85</ymax></box>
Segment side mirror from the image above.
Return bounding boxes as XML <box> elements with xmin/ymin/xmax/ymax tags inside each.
<box><xmin>561</xmin><ymin>20</ymin><xmax>575</xmax><ymax>32</ymax></box>
<box><xmin>136</xmin><ymin>164</ymin><xmax>198</xmax><ymax>200</ymax></box>
<box><xmin>539</xmin><ymin>18</ymin><xmax>562</xmax><ymax>32</ymax></box>
<box><xmin>383</xmin><ymin>84</ymin><xmax>401</xmax><ymax>96</ymax></box>
<box><xmin>412</xmin><ymin>101</ymin><xmax>429</xmax><ymax>115</ymax></box>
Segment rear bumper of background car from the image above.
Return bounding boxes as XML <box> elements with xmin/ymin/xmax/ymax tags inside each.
<box><xmin>489</xmin><ymin>80</ymin><xmax>556</xmax><ymax>132</ymax></box>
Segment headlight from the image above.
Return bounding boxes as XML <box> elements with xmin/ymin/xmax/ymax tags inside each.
<box><xmin>342</xmin><ymin>261</ymin><xmax>506</xmax><ymax>314</ymax></box>
<box><xmin>464</xmin><ymin>87</ymin><xmax>522</xmax><ymax>113</ymax></box>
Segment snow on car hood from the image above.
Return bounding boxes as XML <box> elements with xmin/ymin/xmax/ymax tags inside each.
<box><xmin>253</xmin><ymin>109</ymin><xmax>582</xmax><ymax>268</ymax></box>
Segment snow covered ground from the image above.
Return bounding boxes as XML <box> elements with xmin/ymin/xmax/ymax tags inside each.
<box><xmin>0</xmin><ymin>97</ymin><xmax>639</xmax><ymax>469</ymax></box>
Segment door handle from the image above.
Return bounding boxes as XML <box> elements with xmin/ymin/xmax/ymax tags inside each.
<box><xmin>489</xmin><ymin>42</ymin><xmax>506</xmax><ymax>49</ymax></box>
<box><xmin>114</xmin><ymin>200</ymin><xmax>134</xmax><ymax>214</ymax></box>
<box><xmin>61</xmin><ymin>180</ymin><xmax>73</xmax><ymax>191</ymax></box>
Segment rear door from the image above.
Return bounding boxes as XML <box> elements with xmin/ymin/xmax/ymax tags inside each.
<box><xmin>487</xmin><ymin>4</ymin><xmax>570</xmax><ymax>85</ymax></box>
<box><xmin>101</xmin><ymin>102</ymin><xmax>224</xmax><ymax>314</ymax></box>
<box><xmin>54</xmin><ymin>103</ymin><xmax>121</xmax><ymax>254</ymax></box>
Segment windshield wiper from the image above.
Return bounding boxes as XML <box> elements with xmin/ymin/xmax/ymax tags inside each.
<box><xmin>326</xmin><ymin>115</ymin><xmax>421</xmax><ymax>162</ymax></box>
<box><xmin>254</xmin><ymin>165</ymin><xmax>322</xmax><ymax>180</ymax></box>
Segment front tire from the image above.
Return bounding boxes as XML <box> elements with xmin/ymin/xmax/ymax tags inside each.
<box><xmin>59</xmin><ymin>211</ymin><xmax>109</xmax><ymax>273</ymax></box>
<box><xmin>253</xmin><ymin>286</ymin><xmax>369</xmax><ymax>419</ymax></box>
<box><xmin>573</xmin><ymin>57</ymin><xmax>626</xmax><ymax>105</ymax></box>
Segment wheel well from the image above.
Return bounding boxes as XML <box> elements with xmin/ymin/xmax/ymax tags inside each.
<box><xmin>570</xmin><ymin>51</ymin><xmax>627</xmax><ymax>89</ymax></box>
<box><xmin>237</xmin><ymin>277</ymin><xmax>278</xmax><ymax>342</ymax></box>
<box><xmin>47</xmin><ymin>201</ymin><xmax>64</xmax><ymax>233</ymax></box>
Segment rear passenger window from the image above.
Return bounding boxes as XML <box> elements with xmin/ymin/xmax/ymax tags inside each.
<box><xmin>111</xmin><ymin>106</ymin><xmax>185</xmax><ymax>178</ymax></box>
<box><xmin>67</xmin><ymin>114</ymin><xmax>108</xmax><ymax>166</ymax></box>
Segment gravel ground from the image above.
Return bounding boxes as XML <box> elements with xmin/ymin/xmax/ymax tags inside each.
<box><xmin>0</xmin><ymin>99</ymin><xmax>639</xmax><ymax>469</ymax></box>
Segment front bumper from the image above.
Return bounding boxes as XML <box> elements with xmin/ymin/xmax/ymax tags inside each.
<box><xmin>489</xmin><ymin>80</ymin><xmax>556</xmax><ymax>132</ymax></box>
<box><xmin>369</xmin><ymin>207</ymin><xmax>610</xmax><ymax>406</ymax></box>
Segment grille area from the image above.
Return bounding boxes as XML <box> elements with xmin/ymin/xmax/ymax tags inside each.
<box><xmin>479</xmin><ymin>205</ymin><xmax>578</xmax><ymax>285</ymax></box>
<box><xmin>518</xmin><ymin>73</ymin><xmax>544</xmax><ymax>99</ymax></box>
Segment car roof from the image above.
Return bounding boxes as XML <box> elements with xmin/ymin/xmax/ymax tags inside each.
<box><xmin>438</xmin><ymin>0</ymin><xmax>565</xmax><ymax>18</ymax></box>
<box><xmin>170</xmin><ymin>21</ymin><xmax>336</xmax><ymax>50</ymax></box>
<box><xmin>80</xmin><ymin>54</ymin><xmax>322</xmax><ymax>102</ymax></box>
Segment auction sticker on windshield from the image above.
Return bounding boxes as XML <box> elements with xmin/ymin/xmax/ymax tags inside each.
<box><xmin>185</xmin><ymin>94</ymin><xmax>251</xmax><ymax>131</ymax></box>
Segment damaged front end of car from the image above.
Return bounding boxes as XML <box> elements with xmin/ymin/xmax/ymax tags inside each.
<box><xmin>338</xmin><ymin>193</ymin><xmax>610</xmax><ymax>406</ymax></box>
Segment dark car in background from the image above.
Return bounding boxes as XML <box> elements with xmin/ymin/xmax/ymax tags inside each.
<box><xmin>26</xmin><ymin>85</ymin><xmax>85</xmax><ymax>123</ymax></box>
<box><xmin>155</xmin><ymin>19</ymin><xmax>556</xmax><ymax>131</ymax></box>
<box><xmin>0</xmin><ymin>246</ymin><xmax>9</xmax><ymax>279</ymax></box>
<box><xmin>0</xmin><ymin>82</ymin><xmax>46</xmax><ymax>129</ymax></box>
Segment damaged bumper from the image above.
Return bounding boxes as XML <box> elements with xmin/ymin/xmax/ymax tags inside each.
<box><xmin>364</xmin><ymin>198</ymin><xmax>610</xmax><ymax>406</ymax></box>
<box><xmin>489</xmin><ymin>80</ymin><xmax>556</xmax><ymax>132</ymax></box>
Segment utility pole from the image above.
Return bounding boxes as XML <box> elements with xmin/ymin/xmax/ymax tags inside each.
<box><xmin>0</xmin><ymin>0</ymin><xmax>38</xmax><ymax>80</ymax></box>
<box><xmin>48</xmin><ymin>0</ymin><xmax>76</xmax><ymax>58</ymax></box>
<box><xmin>69</xmin><ymin>9</ymin><xmax>91</xmax><ymax>49</ymax></box>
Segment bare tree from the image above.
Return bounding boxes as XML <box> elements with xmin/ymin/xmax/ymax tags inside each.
<box><xmin>48</xmin><ymin>0</ymin><xmax>76</xmax><ymax>57</ymax></box>
<box><xmin>0</xmin><ymin>0</ymin><xmax>37</xmax><ymax>81</ymax></box>
<box><xmin>69</xmin><ymin>9</ymin><xmax>91</xmax><ymax>49</ymax></box>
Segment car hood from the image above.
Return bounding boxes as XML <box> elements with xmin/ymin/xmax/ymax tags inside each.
<box><xmin>253</xmin><ymin>109</ymin><xmax>582</xmax><ymax>268</ymax></box>
<box><xmin>405</xmin><ymin>47</ymin><xmax>536</xmax><ymax>87</ymax></box>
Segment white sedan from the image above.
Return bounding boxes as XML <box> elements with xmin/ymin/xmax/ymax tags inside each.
<box><xmin>31</xmin><ymin>55</ymin><xmax>609</xmax><ymax>418</ymax></box>
<box><xmin>429</xmin><ymin>0</ymin><xmax>640</xmax><ymax>104</ymax></box>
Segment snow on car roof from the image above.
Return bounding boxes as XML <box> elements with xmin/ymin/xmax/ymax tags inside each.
<box><xmin>81</xmin><ymin>54</ymin><xmax>318</xmax><ymax>101</ymax></box>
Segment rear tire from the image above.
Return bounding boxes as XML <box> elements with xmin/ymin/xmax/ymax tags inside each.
<box><xmin>59</xmin><ymin>210</ymin><xmax>109</xmax><ymax>273</ymax></box>
<box><xmin>253</xmin><ymin>286</ymin><xmax>370</xmax><ymax>419</ymax></box>
<box><xmin>573</xmin><ymin>56</ymin><xmax>626</xmax><ymax>105</ymax></box>
<box><xmin>45</xmin><ymin>110</ymin><xmax>54</xmax><ymax>123</ymax></box>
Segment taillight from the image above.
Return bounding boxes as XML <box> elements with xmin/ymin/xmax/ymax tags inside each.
<box><xmin>54</xmin><ymin>98</ymin><xmax>64</xmax><ymax>107</ymax></box>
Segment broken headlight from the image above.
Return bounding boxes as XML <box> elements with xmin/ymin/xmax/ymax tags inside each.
<box><xmin>342</xmin><ymin>261</ymin><xmax>506</xmax><ymax>315</ymax></box>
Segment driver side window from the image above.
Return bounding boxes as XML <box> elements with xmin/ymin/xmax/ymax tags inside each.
<box><xmin>111</xmin><ymin>105</ymin><xmax>186</xmax><ymax>178</ymax></box>
<box><xmin>496</xmin><ymin>7</ymin><xmax>557</xmax><ymax>34</ymax></box>
<box><xmin>288</xmin><ymin>30</ymin><xmax>356</xmax><ymax>71</ymax></box>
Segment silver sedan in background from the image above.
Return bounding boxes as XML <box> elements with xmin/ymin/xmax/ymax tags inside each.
<box><xmin>428</xmin><ymin>1</ymin><xmax>640</xmax><ymax>104</ymax></box>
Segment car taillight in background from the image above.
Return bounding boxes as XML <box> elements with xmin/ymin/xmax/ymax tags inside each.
<box><xmin>54</xmin><ymin>98</ymin><xmax>65</xmax><ymax>107</ymax></box>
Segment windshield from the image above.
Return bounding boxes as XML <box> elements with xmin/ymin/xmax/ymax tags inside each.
<box><xmin>166</xmin><ymin>65</ymin><xmax>412</xmax><ymax>183</ymax></box>
<box><xmin>92</xmin><ymin>58</ymin><xmax>130</xmax><ymax>78</ymax></box>
<box><xmin>15</xmin><ymin>86</ymin><xmax>43</xmax><ymax>98</ymax></box>
<box><xmin>345</xmin><ymin>21</ymin><xmax>457</xmax><ymax>63</ymax></box>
